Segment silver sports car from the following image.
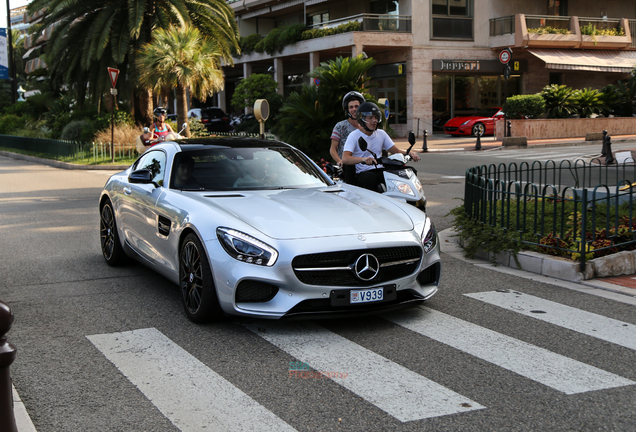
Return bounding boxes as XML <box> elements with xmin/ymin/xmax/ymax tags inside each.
<box><xmin>99</xmin><ymin>138</ymin><xmax>440</xmax><ymax>322</ymax></box>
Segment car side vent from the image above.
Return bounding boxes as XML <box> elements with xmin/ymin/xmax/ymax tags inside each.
<box><xmin>157</xmin><ymin>216</ymin><xmax>171</xmax><ymax>237</ymax></box>
<box><xmin>204</xmin><ymin>194</ymin><xmax>245</xmax><ymax>198</ymax></box>
<box><xmin>235</xmin><ymin>280</ymin><xmax>279</xmax><ymax>303</ymax></box>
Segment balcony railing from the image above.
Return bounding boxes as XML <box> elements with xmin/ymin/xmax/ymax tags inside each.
<box><xmin>307</xmin><ymin>14</ymin><xmax>411</xmax><ymax>33</ymax></box>
<box><xmin>489</xmin><ymin>14</ymin><xmax>632</xmax><ymax>49</ymax></box>
<box><xmin>490</xmin><ymin>16</ymin><xmax>514</xmax><ymax>36</ymax></box>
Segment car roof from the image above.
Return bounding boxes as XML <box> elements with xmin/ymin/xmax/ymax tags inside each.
<box><xmin>173</xmin><ymin>137</ymin><xmax>293</xmax><ymax>151</ymax></box>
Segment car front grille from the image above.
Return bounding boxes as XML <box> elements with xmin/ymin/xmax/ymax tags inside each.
<box><xmin>292</xmin><ymin>246</ymin><xmax>421</xmax><ymax>287</ymax></box>
<box><xmin>444</xmin><ymin>127</ymin><xmax>458</xmax><ymax>132</ymax></box>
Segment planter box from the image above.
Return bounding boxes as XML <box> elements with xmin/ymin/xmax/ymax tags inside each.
<box><xmin>580</xmin><ymin>34</ymin><xmax>632</xmax><ymax>49</ymax></box>
<box><xmin>495</xmin><ymin>117</ymin><xmax>636</xmax><ymax>141</ymax></box>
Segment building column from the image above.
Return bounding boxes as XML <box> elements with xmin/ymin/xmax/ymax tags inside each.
<box><xmin>309</xmin><ymin>52</ymin><xmax>320</xmax><ymax>85</ymax></box>
<box><xmin>242</xmin><ymin>63</ymin><xmax>252</xmax><ymax>114</ymax></box>
<box><xmin>274</xmin><ymin>58</ymin><xmax>284</xmax><ymax>95</ymax></box>
<box><xmin>352</xmin><ymin>44</ymin><xmax>364</xmax><ymax>58</ymax></box>
<box><xmin>217</xmin><ymin>89</ymin><xmax>226</xmax><ymax>112</ymax></box>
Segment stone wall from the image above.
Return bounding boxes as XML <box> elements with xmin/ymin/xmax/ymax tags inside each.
<box><xmin>495</xmin><ymin>117</ymin><xmax>636</xmax><ymax>140</ymax></box>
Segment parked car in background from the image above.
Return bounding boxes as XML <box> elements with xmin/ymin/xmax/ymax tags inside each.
<box><xmin>443</xmin><ymin>107</ymin><xmax>504</xmax><ymax>136</ymax></box>
<box><xmin>167</xmin><ymin>114</ymin><xmax>177</xmax><ymax>121</ymax></box>
<box><xmin>200</xmin><ymin>107</ymin><xmax>232</xmax><ymax>133</ymax></box>
<box><xmin>188</xmin><ymin>108</ymin><xmax>202</xmax><ymax>120</ymax></box>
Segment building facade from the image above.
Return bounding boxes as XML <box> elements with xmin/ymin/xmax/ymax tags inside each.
<box><xmin>223</xmin><ymin>0</ymin><xmax>636</xmax><ymax>137</ymax></box>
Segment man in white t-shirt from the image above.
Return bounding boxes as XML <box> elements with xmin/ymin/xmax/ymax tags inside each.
<box><xmin>342</xmin><ymin>102</ymin><xmax>420</xmax><ymax>192</ymax></box>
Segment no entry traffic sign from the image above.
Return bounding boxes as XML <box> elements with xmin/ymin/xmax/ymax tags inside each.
<box><xmin>499</xmin><ymin>48</ymin><xmax>512</xmax><ymax>64</ymax></box>
<box><xmin>107</xmin><ymin>67</ymin><xmax>120</xmax><ymax>88</ymax></box>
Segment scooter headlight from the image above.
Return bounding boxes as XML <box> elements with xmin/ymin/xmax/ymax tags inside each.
<box><xmin>389</xmin><ymin>180</ymin><xmax>415</xmax><ymax>196</ymax></box>
<box><xmin>412</xmin><ymin>176</ymin><xmax>424</xmax><ymax>196</ymax></box>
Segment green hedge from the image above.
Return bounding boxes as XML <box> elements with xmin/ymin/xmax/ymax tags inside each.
<box><xmin>505</xmin><ymin>94</ymin><xmax>546</xmax><ymax>119</ymax></box>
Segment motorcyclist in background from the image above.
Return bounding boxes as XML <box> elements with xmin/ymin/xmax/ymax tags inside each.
<box><xmin>342</xmin><ymin>102</ymin><xmax>420</xmax><ymax>192</ymax></box>
<box><xmin>151</xmin><ymin>107</ymin><xmax>175</xmax><ymax>141</ymax></box>
<box><xmin>330</xmin><ymin>91</ymin><xmax>365</xmax><ymax>183</ymax></box>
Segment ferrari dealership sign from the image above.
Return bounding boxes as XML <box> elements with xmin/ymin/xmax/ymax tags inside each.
<box><xmin>0</xmin><ymin>29</ymin><xmax>9</xmax><ymax>80</ymax></box>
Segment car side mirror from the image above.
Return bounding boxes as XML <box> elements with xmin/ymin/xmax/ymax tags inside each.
<box><xmin>129</xmin><ymin>169</ymin><xmax>154</xmax><ymax>185</ymax></box>
<box><xmin>357</xmin><ymin>137</ymin><xmax>367</xmax><ymax>152</ymax></box>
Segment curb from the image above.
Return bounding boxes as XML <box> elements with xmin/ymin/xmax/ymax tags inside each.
<box><xmin>440</xmin><ymin>228</ymin><xmax>636</xmax><ymax>299</ymax></box>
<box><xmin>0</xmin><ymin>151</ymin><xmax>129</xmax><ymax>171</ymax></box>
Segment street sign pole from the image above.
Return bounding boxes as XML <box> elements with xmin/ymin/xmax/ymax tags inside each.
<box><xmin>107</xmin><ymin>68</ymin><xmax>120</xmax><ymax>163</ymax></box>
<box><xmin>499</xmin><ymin>48</ymin><xmax>512</xmax><ymax>138</ymax></box>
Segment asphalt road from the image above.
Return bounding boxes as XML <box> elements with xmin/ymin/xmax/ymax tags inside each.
<box><xmin>1</xmin><ymin>153</ymin><xmax>635</xmax><ymax>431</ymax></box>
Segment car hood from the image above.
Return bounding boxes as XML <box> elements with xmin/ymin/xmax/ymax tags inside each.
<box><xmin>195</xmin><ymin>186</ymin><xmax>416</xmax><ymax>240</ymax></box>
<box><xmin>445</xmin><ymin>116</ymin><xmax>481</xmax><ymax>126</ymax></box>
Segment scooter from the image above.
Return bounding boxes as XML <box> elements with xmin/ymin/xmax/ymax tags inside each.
<box><xmin>355</xmin><ymin>131</ymin><xmax>426</xmax><ymax>211</ymax></box>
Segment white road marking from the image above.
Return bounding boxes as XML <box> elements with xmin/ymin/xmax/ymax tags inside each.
<box><xmin>244</xmin><ymin>322</ymin><xmax>484</xmax><ymax>422</ymax></box>
<box><xmin>87</xmin><ymin>328</ymin><xmax>297</xmax><ymax>432</ymax></box>
<box><xmin>384</xmin><ymin>307</ymin><xmax>634</xmax><ymax>395</ymax></box>
<box><xmin>465</xmin><ymin>290</ymin><xmax>636</xmax><ymax>351</ymax></box>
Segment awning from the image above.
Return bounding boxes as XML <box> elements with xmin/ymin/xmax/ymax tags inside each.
<box><xmin>528</xmin><ymin>49</ymin><xmax>636</xmax><ymax>73</ymax></box>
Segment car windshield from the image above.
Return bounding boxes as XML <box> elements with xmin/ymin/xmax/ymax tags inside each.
<box><xmin>473</xmin><ymin>108</ymin><xmax>501</xmax><ymax>118</ymax></box>
<box><xmin>170</xmin><ymin>147</ymin><xmax>332</xmax><ymax>191</ymax></box>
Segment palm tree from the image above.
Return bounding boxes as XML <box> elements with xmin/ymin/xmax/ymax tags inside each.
<box><xmin>275</xmin><ymin>55</ymin><xmax>376</xmax><ymax>160</ymax></box>
<box><xmin>137</xmin><ymin>25</ymin><xmax>224</xmax><ymax>137</ymax></box>
<box><xmin>540</xmin><ymin>84</ymin><xmax>576</xmax><ymax>118</ymax></box>
<box><xmin>27</xmin><ymin>0</ymin><xmax>238</xmax><ymax>123</ymax></box>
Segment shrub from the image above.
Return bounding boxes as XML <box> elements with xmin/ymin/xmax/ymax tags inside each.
<box><xmin>301</xmin><ymin>21</ymin><xmax>361</xmax><ymax>40</ymax></box>
<box><xmin>0</xmin><ymin>114</ymin><xmax>28</xmax><ymax>134</ymax></box>
<box><xmin>94</xmin><ymin>124</ymin><xmax>143</xmax><ymax>146</ymax></box>
<box><xmin>540</xmin><ymin>84</ymin><xmax>577</xmax><ymax>118</ymax></box>
<box><xmin>504</xmin><ymin>94</ymin><xmax>545</xmax><ymax>119</ymax></box>
<box><xmin>527</xmin><ymin>26</ymin><xmax>570</xmax><ymax>35</ymax></box>
<box><xmin>60</xmin><ymin>119</ymin><xmax>95</xmax><ymax>142</ymax></box>
<box><xmin>238</xmin><ymin>33</ymin><xmax>263</xmax><ymax>56</ymax></box>
<box><xmin>572</xmin><ymin>88</ymin><xmax>606</xmax><ymax>118</ymax></box>
<box><xmin>231</xmin><ymin>74</ymin><xmax>279</xmax><ymax>111</ymax></box>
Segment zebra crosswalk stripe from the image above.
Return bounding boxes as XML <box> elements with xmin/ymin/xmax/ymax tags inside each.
<box><xmin>87</xmin><ymin>328</ymin><xmax>297</xmax><ymax>432</ymax></box>
<box><xmin>384</xmin><ymin>306</ymin><xmax>634</xmax><ymax>395</ymax></box>
<box><xmin>244</xmin><ymin>321</ymin><xmax>485</xmax><ymax>422</ymax></box>
<box><xmin>464</xmin><ymin>290</ymin><xmax>636</xmax><ymax>351</ymax></box>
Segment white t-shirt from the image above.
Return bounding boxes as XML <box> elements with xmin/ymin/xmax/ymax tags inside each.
<box><xmin>343</xmin><ymin>129</ymin><xmax>395</xmax><ymax>173</ymax></box>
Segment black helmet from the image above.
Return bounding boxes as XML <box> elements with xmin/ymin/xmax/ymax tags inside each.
<box><xmin>153</xmin><ymin>107</ymin><xmax>167</xmax><ymax>118</ymax></box>
<box><xmin>356</xmin><ymin>102</ymin><xmax>382</xmax><ymax>132</ymax></box>
<box><xmin>342</xmin><ymin>91</ymin><xmax>365</xmax><ymax>118</ymax></box>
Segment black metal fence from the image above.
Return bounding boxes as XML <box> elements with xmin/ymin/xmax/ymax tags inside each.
<box><xmin>464</xmin><ymin>157</ymin><xmax>636</xmax><ymax>270</ymax></box>
<box><xmin>0</xmin><ymin>135</ymin><xmax>136</xmax><ymax>163</ymax></box>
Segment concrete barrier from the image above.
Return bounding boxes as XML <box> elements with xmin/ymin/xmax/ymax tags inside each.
<box><xmin>495</xmin><ymin>117</ymin><xmax>636</xmax><ymax>141</ymax></box>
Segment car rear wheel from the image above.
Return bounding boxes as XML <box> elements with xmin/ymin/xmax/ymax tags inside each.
<box><xmin>472</xmin><ymin>123</ymin><xmax>485</xmax><ymax>137</ymax></box>
<box><xmin>179</xmin><ymin>233</ymin><xmax>224</xmax><ymax>323</ymax></box>
<box><xmin>100</xmin><ymin>200</ymin><xmax>126</xmax><ymax>266</ymax></box>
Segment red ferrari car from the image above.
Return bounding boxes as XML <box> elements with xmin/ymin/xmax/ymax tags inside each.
<box><xmin>443</xmin><ymin>107</ymin><xmax>504</xmax><ymax>136</ymax></box>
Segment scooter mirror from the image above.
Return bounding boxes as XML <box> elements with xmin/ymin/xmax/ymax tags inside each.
<box><xmin>358</xmin><ymin>137</ymin><xmax>368</xmax><ymax>151</ymax></box>
<box><xmin>408</xmin><ymin>131</ymin><xmax>415</xmax><ymax>145</ymax></box>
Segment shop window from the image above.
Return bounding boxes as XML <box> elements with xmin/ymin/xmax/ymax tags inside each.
<box><xmin>432</xmin><ymin>0</ymin><xmax>473</xmax><ymax>40</ymax></box>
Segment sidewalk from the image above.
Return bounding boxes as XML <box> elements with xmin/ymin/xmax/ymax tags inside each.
<box><xmin>440</xmin><ymin>228</ymin><xmax>636</xmax><ymax>300</ymax></box>
<box><xmin>391</xmin><ymin>133</ymin><xmax>636</xmax><ymax>153</ymax></box>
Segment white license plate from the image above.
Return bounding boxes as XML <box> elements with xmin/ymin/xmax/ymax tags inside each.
<box><xmin>350</xmin><ymin>287</ymin><xmax>384</xmax><ymax>304</ymax></box>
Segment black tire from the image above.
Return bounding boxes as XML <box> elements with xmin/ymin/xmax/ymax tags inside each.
<box><xmin>472</xmin><ymin>123</ymin><xmax>485</xmax><ymax>137</ymax></box>
<box><xmin>100</xmin><ymin>200</ymin><xmax>127</xmax><ymax>266</ymax></box>
<box><xmin>179</xmin><ymin>233</ymin><xmax>224</xmax><ymax>323</ymax></box>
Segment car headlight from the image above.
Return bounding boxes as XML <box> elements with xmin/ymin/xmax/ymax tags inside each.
<box><xmin>421</xmin><ymin>219</ymin><xmax>437</xmax><ymax>254</ymax></box>
<box><xmin>461</xmin><ymin>120</ymin><xmax>471</xmax><ymax>126</ymax></box>
<box><xmin>389</xmin><ymin>179</ymin><xmax>415</xmax><ymax>196</ymax></box>
<box><xmin>216</xmin><ymin>227</ymin><xmax>278</xmax><ymax>266</ymax></box>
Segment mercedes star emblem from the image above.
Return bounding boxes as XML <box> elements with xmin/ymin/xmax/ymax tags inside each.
<box><xmin>354</xmin><ymin>253</ymin><xmax>380</xmax><ymax>281</ymax></box>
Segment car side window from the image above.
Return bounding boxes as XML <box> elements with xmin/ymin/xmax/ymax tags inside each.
<box><xmin>134</xmin><ymin>151</ymin><xmax>167</xmax><ymax>186</ymax></box>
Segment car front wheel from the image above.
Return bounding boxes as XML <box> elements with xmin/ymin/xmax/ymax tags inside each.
<box><xmin>179</xmin><ymin>233</ymin><xmax>224</xmax><ymax>323</ymax></box>
<box><xmin>100</xmin><ymin>200</ymin><xmax>126</xmax><ymax>266</ymax></box>
<box><xmin>472</xmin><ymin>123</ymin><xmax>485</xmax><ymax>137</ymax></box>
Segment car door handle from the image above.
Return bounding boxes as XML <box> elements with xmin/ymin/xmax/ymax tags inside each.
<box><xmin>123</xmin><ymin>187</ymin><xmax>132</xmax><ymax>195</ymax></box>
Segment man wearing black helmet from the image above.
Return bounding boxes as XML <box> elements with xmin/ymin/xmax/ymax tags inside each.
<box><xmin>330</xmin><ymin>91</ymin><xmax>365</xmax><ymax>166</ymax></box>
<box><xmin>151</xmin><ymin>107</ymin><xmax>175</xmax><ymax>141</ymax></box>
<box><xmin>342</xmin><ymin>101</ymin><xmax>420</xmax><ymax>192</ymax></box>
